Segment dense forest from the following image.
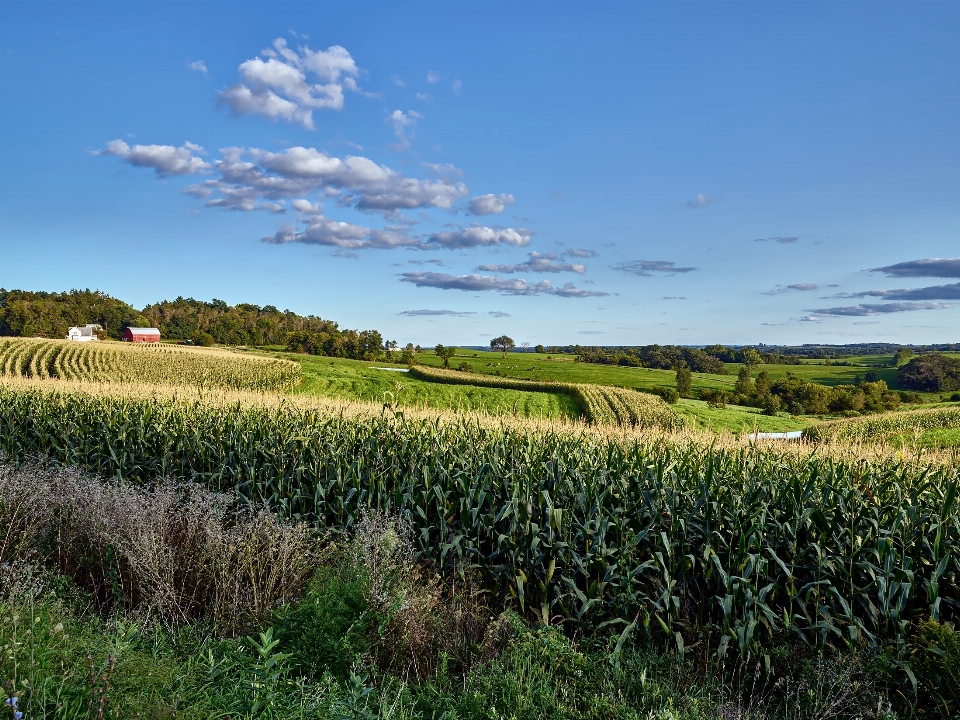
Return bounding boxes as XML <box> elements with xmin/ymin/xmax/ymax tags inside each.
<box><xmin>898</xmin><ymin>353</ymin><xmax>960</xmax><ymax>392</ymax></box>
<box><xmin>0</xmin><ymin>289</ymin><xmax>385</xmax><ymax>361</ymax></box>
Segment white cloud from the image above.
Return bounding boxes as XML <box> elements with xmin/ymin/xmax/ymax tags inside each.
<box><xmin>189</xmin><ymin>60</ymin><xmax>208</xmax><ymax>75</ymax></box>
<box><xmin>291</xmin><ymin>199</ymin><xmax>323</xmax><ymax>214</ymax></box>
<box><xmin>426</xmin><ymin>70</ymin><xmax>441</xmax><ymax>83</ymax></box>
<box><xmin>468</xmin><ymin>193</ymin><xmax>515</xmax><ymax>215</ymax></box>
<box><xmin>425</xmin><ymin>225</ymin><xmax>533</xmax><ymax>249</ymax></box>
<box><xmin>98</xmin><ymin>140</ymin><xmax>210</xmax><ymax>176</ymax></box>
<box><xmin>263</xmin><ymin>214</ymin><xmax>417</xmax><ymax>249</ymax></box>
<box><xmin>174</xmin><ymin>145</ymin><xmax>467</xmax><ymax>214</ymax></box>
<box><xmin>386</xmin><ymin>109</ymin><xmax>422</xmax><ymax>151</ymax></box>
<box><xmin>452</xmin><ymin>78</ymin><xmax>462</xmax><ymax>94</ymax></box>
<box><xmin>218</xmin><ymin>38</ymin><xmax>364</xmax><ymax>129</ymax></box>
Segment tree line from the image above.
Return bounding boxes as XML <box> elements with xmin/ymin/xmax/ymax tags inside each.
<box><xmin>0</xmin><ymin>289</ymin><xmax>386</xmax><ymax>361</ymax></box>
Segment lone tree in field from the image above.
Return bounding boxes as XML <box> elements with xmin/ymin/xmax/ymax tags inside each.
<box><xmin>491</xmin><ymin>335</ymin><xmax>515</xmax><ymax>358</ymax></box>
<box><xmin>675</xmin><ymin>364</ymin><xmax>693</xmax><ymax>398</ymax></box>
<box><xmin>434</xmin><ymin>344</ymin><xmax>457</xmax><ymax>369</ymax></box>
<box><xmin>740</xmin><ymin>347</ymin><xmax>763</xmax><ymax>367</ymax></box>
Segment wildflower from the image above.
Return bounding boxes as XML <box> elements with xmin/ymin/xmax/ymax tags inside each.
<box><xmin>4</xmin><ymin>696</ymin><xmax>23</xmax><ymax>720</ymax></box>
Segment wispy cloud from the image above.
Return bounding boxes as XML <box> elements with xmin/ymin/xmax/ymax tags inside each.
<box><xmin>564</xmin><ymin>248</ymin><xmax>597</xmax><ymax>258</ymax></box>
<box><xmin>488</xmin><ymin>310</ymin><xmax>511</xmax><ymax>317</ymax></box>
<box><xmin>754</xmin><ymin>236</ymin><xmax>799</xmax><ymax>244</ymax></box>
<box><xmin>452</xmin><ymin>78</ymin><xmax>462</xmax><ymax>94</ymax></box>
<box><xmin>398</xmin><ymin>309</ymin><xmax>475</xmax><ymax>317</ymax></box>
<box><xmin>399</xmin><ymin>271</ymin><xmax>608</xmax><ymax>297</ymax></box>
<box><xmin>685</xmin><ymin>193</ymin><xmax>719</xmax><ymax>209</ymax></box>
<box><xmin>763</xmin><ymin>283</ymin><xmax>819</xmax><ymax>295</ymax></box>
<box><xmin>807</xmin><ymin>302</ymin><xmax>952</xmax><ymax>317</ymax></box>
<box><xmin>870</xmin><ymin>258</ymin><xmax>960</xmax><ymax>279</ymax></box>
<box><xmin>478</xmin><ymin>252</ymin><xmax>585</xmax><ymax>275</ymax></box>
<box><xmin>612</xmin><ymin>260</ymin><xmax>697</xmax><ymax>277</ymax></box>
<box><xmin>663</xmin><ymin>296</ymin><xmax>687</xmax><ymax>300</ymax></box>
<box><xmin>426</xmin><ymin>70</ymin><xmax>441</xmax><ymax>83</ymax></box>
<box><xmin>386</xmin><ymin>109</ymin><xmax>422</xmax><ymax>151</ymax></box>
<box><xmin>188</xmin><ymin>60</ymin><xmax>208</xmax><ymax>75</ymax></box>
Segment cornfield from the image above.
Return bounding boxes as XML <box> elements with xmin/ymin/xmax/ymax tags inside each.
<box><xmin>804</xmin><ymin>405</ymin><xmax>960</xmax><ymax>444</ymax></box>
<box><xmin>410</xmin><ymin>365</ymin><xmax>683</xmax><ymax>430</ymax></box>
<box><xmin>0</xmin><ymin>337</ymin><xmax>301</xmax><ymax>392</ymax></box>
<box><xmin>1</xmin><ymin>380</ymin><xmax>956</xmax><ymax>661</ymax></box>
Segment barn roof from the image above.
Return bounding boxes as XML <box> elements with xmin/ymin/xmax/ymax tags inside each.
<box><xmin>125</xmin><ymin>327</ymin><xmax>160</xmax><ymax>334</ymax></box>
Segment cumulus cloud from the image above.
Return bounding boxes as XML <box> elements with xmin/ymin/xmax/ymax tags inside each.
<box><xmin>97</xmin><ymin>140</ymin><xmax>210</xmax><ymax>176</ymax></box>
<box><xmin>263</xmin><ymin>214</ymin><xmax>416</xmax><ymax>249</ymax></box>
<box><xmin>174</xmin><ymin>145</ymin><xmax>467</xmax><ymax>214</ymax></box>
<box><xmin>870</xmin><ymin>258</ymin><xmax>960</xmax><ymax>279</ymax></box>
<box><xmin>399</xmin><ymin>272</ymin><xmax>607</xmax><ymax>297</ymax></box>
<box><xmin>387</xmin><ymin>109</ymin><xmax>422</xmax><ymax>151</ymax></box>
<box><xmin>754</xmin><ymin>236</ymin><xmax>799</xmax><ymax>244</ymax></box>
<box><xmin>832</xmin><ymin>282</ymin><xmax>960</xmax><ymax>301</ymax></box>
<box><xmin>763</xmin><ymin>283</ymin><xmax>819</xmax><ymax>295</ymax></box>
<box><xmin>468</xmin><ymin>193</ymin><xmax>515</xmax><ymax>215</ymax></box>
<box><xmin>477</xmin><ymin>251</ymin><xmax>585</xmax><ymax>275</ymax></box>
<box><xmin>807</xmin><ymin>302</ymin><xmax>952</xmax><ymax>317</ymax></box>
<box><xmin>218</xmin><ymin>38</ymin><xmax>364</xmax><ymax>129</ymax></box>
<box><xmin>564</xmin><ymin>248</ymin><xmax>597</xmax><ymax>258</ymax></box>
<box><xmin>424</xmin><ymin>225</ymin><xmax>533</xmax><ymax>250</ymax></box>
<box><xmin>398</xmin><ymin>309</ymin><xmax>475</xmax><ymax>317</ymax></box>
<box><xmin>685</xmin><ymin>193</ymin><xmax>718</xmax><ymax>209</ymax></box>
<box><xmin>189</xmin><ymin>60</ymin><xmax>208</xmax><ymax>75</ymax></box>
<box><xmin>612</xmin><ymin>260</ymin><xmax>697</xmax><ymax>276</ymax></box>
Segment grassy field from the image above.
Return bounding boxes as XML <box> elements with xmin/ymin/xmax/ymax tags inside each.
<box><xmin>674</xmin><ymin>399</ymin><xmax>813</xmax><ymax>433</ymax></box>
<box><xmin>283</xmin><ymin>353</ymin><xmax>581</xmax><ymax>420</ymax></box>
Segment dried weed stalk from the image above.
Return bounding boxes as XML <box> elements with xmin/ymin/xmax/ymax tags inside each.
<box><xmin>0</xmin><ymin>460</ymin><xmax>316</xmax><ymax>633</ymax></box>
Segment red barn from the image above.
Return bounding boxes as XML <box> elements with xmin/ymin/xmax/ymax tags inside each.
<box><xmin>122</xmin><ymin>327</ymin><xmax>161</xmax><ymax>343</ymax></box>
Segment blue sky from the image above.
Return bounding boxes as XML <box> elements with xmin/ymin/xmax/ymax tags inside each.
<box><xmin>1</xmin><ymin>1</ymin><xmax>958</xmax><ymax>347</ymax></box>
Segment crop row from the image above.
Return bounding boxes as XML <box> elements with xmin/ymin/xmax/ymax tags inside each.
<box><xmin>804</xmin><ymin>405</ymin><xmax>960</xmax><ymax>443</ymax></box>
<box><xmin>0</xmin><ymin>338</ymin><xmax>301</xmax><ymax>392</ymax></box>
<box><xmin>409</xmin><ymin>365</ymin><xmax>683</xmax><ymax>430</ymax></box>
<box><xmin>0</xmin><ymin>381</ymin><xmax>956</xmax><ymax>659</ymax></box>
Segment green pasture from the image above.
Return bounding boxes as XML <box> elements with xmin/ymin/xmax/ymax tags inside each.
<box><xmin>415</xmin><ymin>349</ymin><xmax>735</xmax><ymax>394</ymax></box>
<box><xmin>283</xmin><ymin>353</ymin><xmax>580</xmax><ymax>420</ymax></box>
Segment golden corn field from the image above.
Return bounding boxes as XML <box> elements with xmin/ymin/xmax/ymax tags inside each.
<box><xmin>0</xmin><ymin>337</ymin><xmax>301</xmax><ymax>392</ymax></box>
<box><xmin>804</xmin><ymin>405</ymin><xmax>960</xmax><ymax>443</ymax></box>
<box><xmin>1</xmin><ymin>378</ymin><xmax>956</xmax><ymax>661</ymax></box>
<box><xmin>410</xmin><ymin>364</ymin><xmax>684</xmax><ymax>429</ymax></box>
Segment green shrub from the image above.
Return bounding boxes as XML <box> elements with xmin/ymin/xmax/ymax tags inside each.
<box><xmin>650</xmin><ymin>385</ymin><xmax>680</xmax><ymax>404</ymax></box>
<box><xmin>275</xmin><ymin>566</ymin><xmax>370</xmax><ymax>679</ymax></box>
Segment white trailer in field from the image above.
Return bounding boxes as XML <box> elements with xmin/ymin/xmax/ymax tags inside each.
<box><xmin>66</xmin><ymin>324</ymin><xmax>102</xmax><ymax>342</ymax></box>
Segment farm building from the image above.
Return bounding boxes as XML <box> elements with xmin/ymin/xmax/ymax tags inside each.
<box><xmin>66</xmin><ymin>324</ymin><xmax>102</xmax><ymax>342</ymax></box>
<box><xmin>122</xmin><ymin>327</ymin><xmax>161</xmax><ymax>343</ymax></box>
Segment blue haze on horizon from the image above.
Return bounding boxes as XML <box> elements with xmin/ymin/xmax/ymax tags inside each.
<box><xmin>1</xmin><ymin>1</ymin><xmax>958</xmax><ymax>347</ymax></box>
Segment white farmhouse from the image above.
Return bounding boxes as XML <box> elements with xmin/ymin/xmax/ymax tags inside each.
<box><xmin>66</xmin><ymin>324</ymin><xmax>102</xmax><ymax>342</ymax></box>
